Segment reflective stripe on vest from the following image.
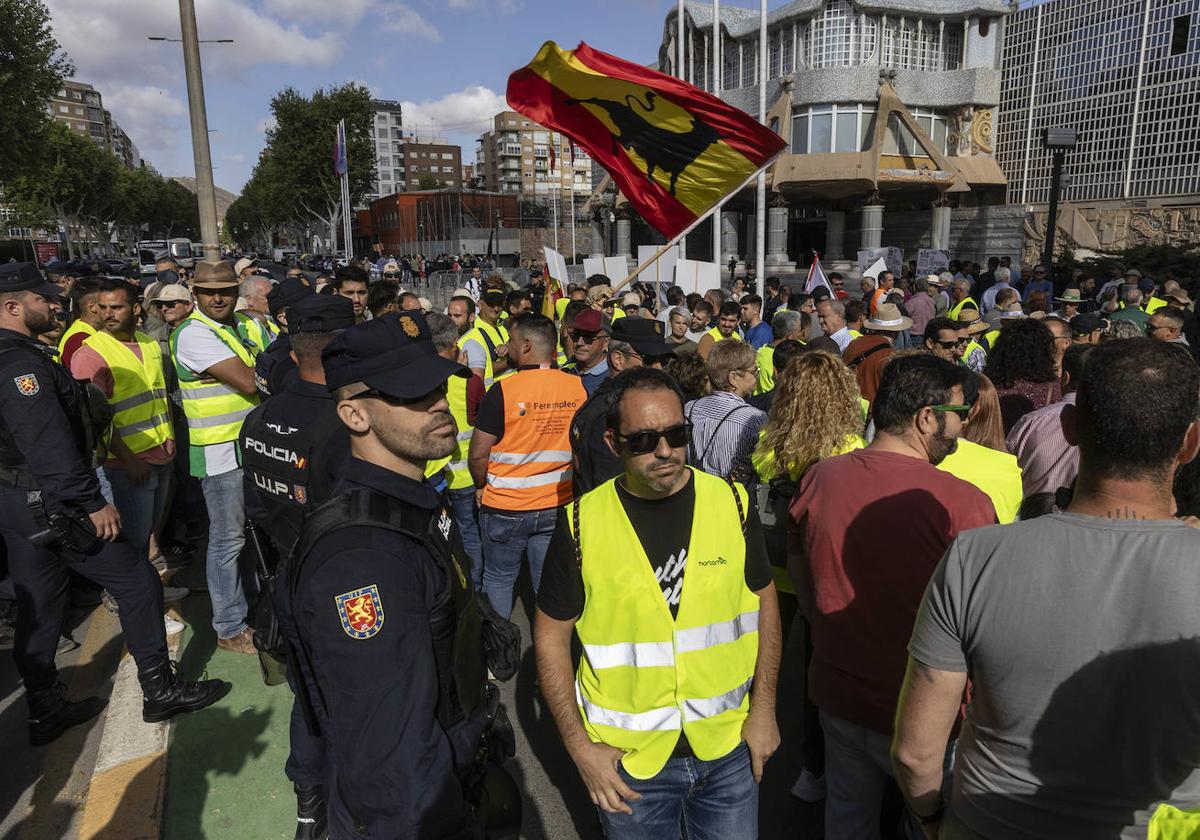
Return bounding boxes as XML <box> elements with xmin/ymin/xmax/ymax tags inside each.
<box><xmin>83</xmin><ymin>330</ymin><xmax>173</xmax><ymax>454</ymax></box>
<box><xmin>570</xmin><ymin>469</ymin><xmax>761</xmax><ymax>779</ymax></box>
<box><xmin>480</xmin><ymin>368</ymin><xmax>585</xmax><ymax>511</ymax></box>
<box><xmin>58</xmin><ymin>318</ymin><xmax>96</xmax><ymax>357</ymax></box>
<box><xmin>445</xmin><ymin>374</ymin><xmax>474</xmax><ymax>490</ymax></box>
<box><xmin>169</xmin><ymin>311</ymin><xmax>259</xmax><ymax>446</ymax></box>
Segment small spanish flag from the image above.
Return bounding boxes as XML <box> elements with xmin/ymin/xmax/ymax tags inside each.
<box><xmin>507</xmin><ymin>41</ymin><xmax>786</xmax><ymax>240</ymax></box>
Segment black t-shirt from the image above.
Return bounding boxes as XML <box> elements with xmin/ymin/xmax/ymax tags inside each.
<box><xmin>537</xmin><ymin>472</ymin><xmax>773</xmax><ymax>621</ymax></box>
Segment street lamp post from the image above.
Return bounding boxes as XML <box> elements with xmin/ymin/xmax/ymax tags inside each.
<box><xmin>148</xmin><ymin>9</ymin><xmax>232</xmax><ymax>262</ymax></box>
<box><xmin>1041</xmin><ymin>127</ymin><xmax>1076</xmax><ymax>273</ymax></box>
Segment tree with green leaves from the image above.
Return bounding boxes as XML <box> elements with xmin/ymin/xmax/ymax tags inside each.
<box><xmin>263</xmin><ymin>83</ymin><xmax>376</xmax><ymax>252</ymax></box>
<box><xmin>0</xmin><ymin>0</ymin><xmax>73</xmax><ymax>184</ymax></box>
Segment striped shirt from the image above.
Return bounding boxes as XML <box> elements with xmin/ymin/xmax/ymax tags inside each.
<box><xmin>684</xmin><ymin>391</ymin><xmax>767</xmax><ymax>481</ymax></box>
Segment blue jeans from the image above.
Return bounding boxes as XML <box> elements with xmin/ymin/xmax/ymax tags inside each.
<box><xmin>598</xmin><ymin>741</ymin><xmax>757</xmax><ymax>840</ymax></box>
<box><xmin>200</xmin><ymin>468</ymin><xmax>252</xmax><ymax>639</ymax></box>
<box><xmin>102</xmin><ymin>462</ymin><xmax>171</xmax><ymax>558</ymax></box>
<box><xmin>446</xmin><ymin>488</ymin><xmax>484</xmax><ymax>591</ymax></box>
<box><xmin>479</xmin><ymin>507</ymin><xmax>555</xmax><ymax>618</ymax></box>
<box><xmin>821</xmin><ymin>711</ymin><xmax>954</xmax><ymax>840</ymax></box>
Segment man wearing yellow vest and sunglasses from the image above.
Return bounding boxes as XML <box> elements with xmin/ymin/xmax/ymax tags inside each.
<box><xmin>536</xmin><ymin>368</ymin><xmax>781</xmax><ymax>838</ymax></box>
<box><xmin>170</xmin><ymin>260</ymin><xmax>261</xmax><ymax>655</ymax></box>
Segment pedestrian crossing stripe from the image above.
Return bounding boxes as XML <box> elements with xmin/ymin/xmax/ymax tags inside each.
<box><xmin>334</xmin><ymin>584</ymin><xmax>384</xmax><ymax>639</ymax></box>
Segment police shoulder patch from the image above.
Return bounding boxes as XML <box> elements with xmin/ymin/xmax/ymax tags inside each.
<box><xmin>334</xmin><ymin>584</ymin><xmax>384</xmax><ymax>639</ymax></box>
<box><xmin>13</xmin><ymin>373</ymin><xmax>39</xmax><ymax>396</ymax></box>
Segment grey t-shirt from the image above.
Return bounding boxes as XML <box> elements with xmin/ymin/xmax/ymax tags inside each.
<box><xmin>910</xmin><ymin>513</ymin><xmax>1200</xmax><ymax>839</ymax></box>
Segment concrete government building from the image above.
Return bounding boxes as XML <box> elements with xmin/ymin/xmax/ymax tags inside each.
<box><xmin>646</xmin><ymin>0</ymin><xmax>1200</xmax><ymax>274</ymax></box>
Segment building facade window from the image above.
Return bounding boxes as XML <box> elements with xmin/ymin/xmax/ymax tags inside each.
<box><xmin>808</xmin><ymin>0</ymin><xmax>877</xmax><ymax>68</ymax></box>
<box><xmin>880</xmin><ymin>16</ymin><xmax>962</xmax><ymax>71</ymax></box>
<box><xmin>791</xmin><ymin>103</ymin><xmax>876</xmax><ymax>154</ymax></box>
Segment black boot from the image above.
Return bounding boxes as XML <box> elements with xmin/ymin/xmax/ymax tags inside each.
<box><xmin>27</xmin><ymin>682</ymin><xmax>107</xmax><ymax>746</ymax></box>
<box><xmin>294</xmin><ymin>783</ymin><xmax>328</xmax><ymax>840</ymax></box>
<box><xmin>139</xmin><ymin>659</ymin><xmax>230</xmax><ymax>723</ymax></box>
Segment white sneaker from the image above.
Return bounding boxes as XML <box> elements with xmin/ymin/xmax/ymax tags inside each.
<box><xmin>790</xmin><ymin>769</ymin><xmax>826</xmax><ymax>803</ymax></box>
<box><xmin>162</xmin><ymin>585</ymin><xmax>189</xmax><ymax>603</ymax></box>
<box><xmin>164</xmin><ymin>615</ymin><xmax>186</xmax><ymax>636</ymax></box>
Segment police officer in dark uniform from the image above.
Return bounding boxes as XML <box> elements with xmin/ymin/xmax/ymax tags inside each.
<box><xmin>285</xmin><ymin>311</ymin><xmax>519</xmax><ymax>839</ymax></box>
<box><xmin>240</xmin><ymin>294</ymin><xmax>353</xmax><ymax>840</ymax></box>
<box><xmin>255</xmin><ymin>275</ymin><xmax>315</xmax><ymax>398</ymax></box>
<box><xmin>0</xmin><ymin>262</ymin><xmax>228</xmax><ymax>745</ymax></box>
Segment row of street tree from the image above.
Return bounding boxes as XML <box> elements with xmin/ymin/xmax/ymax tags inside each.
<box><xmin>225</xmin><ymin>84</ymin><xmax>376</xmax><ymax>254</ymax></box>
<box><xmin>2</xmin><ymin>0</ymin><xmax>200</xmax><ymax>261</ymax></box>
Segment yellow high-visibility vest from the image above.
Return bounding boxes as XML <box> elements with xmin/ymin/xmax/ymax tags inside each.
<box><xmin>569</xmin><ymin>469</ymin><xmax>761</xmax><ymax>779</ymax></box>
<box><xmin>949</xmin><ymin>296</ymin><xmax>979</xmax><ymax>320</ymax></box>
<box><xmin>169</xmin><ymin>310</ymin><xmax>259</xmax><ymax>446</ymax></box>
<box><xmin>58</xmin><ymin>318</ymin><xmax>96</xmax><ymax>357</ymax></box>
<box><xmin>83</xmin><ymin>330</ymin><xmax>172</xmax><ymax>454</ymax></box>
<box><xmin>462</xmin><ymin>319</ymin><xmax>510</xmax><ymax>389</ymax></box>
<box><xmin>706</xmin><ymin>326</ymin><xmax>741</xmax><ymax>343</ymax></box>
<box><xmin>444</xmin><ymin>374</ymin><xmax>474</xmax><ymax>490</ymax></box>
<box><xmin>754</xmin><ymin>344</ymin><xmax>776</xmax><ymax>395</ymax></box>
<box><xmin>237</xmin><ymin>313</ymin><xmax>277</xmax><ymax>354</ymax></box>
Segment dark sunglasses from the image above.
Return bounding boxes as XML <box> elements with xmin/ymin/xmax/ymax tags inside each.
<box><xmin>616</xmin><ymin>422</ymin><xmax>692</xmax><ymax>455</ymax></box>
<box><xmin>161</xmin><ymin>300</ymin><xmax>190</xmax><ymax>308</ymax></box>
<box><xmin>933</xmin><ymin>337</ymin><xmax>965</xmax><ymax>349</ymax></box>
<box><xmin>930</xmin><ymin>403</ymin><xmax>971</xmax><ymax>421</ymax></box>
<box><xmin>350</xmin><ymin>382</ymin><xmax>447</xmax><ymax>406</ymax></box>
<box><xmin>383</xmin><ymin>272</ymin><xmax>401</xmax><ymax>279</ymax></box>
<box><xmin>574</xmin><ymin>331</ymin><xmax>605</xmax><ymax>345</ymax></box>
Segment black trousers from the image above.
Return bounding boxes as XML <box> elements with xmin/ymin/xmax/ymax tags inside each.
<box><xmin>0</xmin><ymin>486</ymin><xmax>167</xmax><ymax>691</ymax></box>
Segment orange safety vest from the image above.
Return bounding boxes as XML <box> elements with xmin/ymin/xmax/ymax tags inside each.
<box><xmin>481</xmin><ymin>367</ymin><xmax>586</xmax><ymax>511</ymax></box>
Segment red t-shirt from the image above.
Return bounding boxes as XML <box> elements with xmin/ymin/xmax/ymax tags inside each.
<box><xmin>788</xmin><ymin>448</ymin><xmax>996</xmax><ymax>735</ymax></box>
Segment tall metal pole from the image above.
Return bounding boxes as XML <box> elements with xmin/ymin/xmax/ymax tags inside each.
<box><xmin>1042</xmin><ymin>148</ymin><xmax>1065</xmax><ymax>271</ymax></box>
<box><xmin>712</xmin><ymin>0</ymin><xmax>721</xmax><ymax>272</ymax></box>
<box><xmin>755</xmin><ymin>0</ymin><xmax>767</xmax><ymax>300</ymax></box>
<box><xmin>677</xmin><ymin>0</ymin><xmax>687</xmax><ymax>261</ymax></box>
<box><xmin>178</xmin><ymin>0</ymin><xmax>220</xmax><ymax>261</ymax></box>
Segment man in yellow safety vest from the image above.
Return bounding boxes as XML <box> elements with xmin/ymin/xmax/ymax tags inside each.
<box><xmin>170</xmin><ymin>260</ymin><xmax>261</xmax><ymax>655</ymax></box>
<box><xmin>535</xmin><ymin>367</ymin><xmax>781</xmax><ymax>838</ymax></box>
<box><xmin>70</xmin><ymin>278</ymin><xmax>176</xmax><ymax>572</ymax></box>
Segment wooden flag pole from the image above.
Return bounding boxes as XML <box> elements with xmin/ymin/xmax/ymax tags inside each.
<box><xmin>607</xmin><ymin>153</ymin><xmax>783</xmax><ymax>297</ymax></box>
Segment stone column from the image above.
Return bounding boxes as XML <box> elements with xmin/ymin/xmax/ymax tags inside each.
<box><xmin>765</xmin><ymin>200</ymin><xmax>795</xmax><ymax>270</ymax></box>
<box><xmin>721</xmin><ymin>210</ymin><xmax>739</xmax><ymax>268</ymax></box>
<box><xmin>824</xmin><ymin>209</ymin><xmax>846</xmax><ymax>261</ymax></box>
<box><xmin>590</xmin><ymin>220</ymin><xmax>604</xmax><ymax>258</ymax></box>
<box><xmin>860</xmin><ymin>204</ymin><xmax>884</xmax><ymax>251</ymax></box>
<box><xmin>930</xmin><ymin>204</ymin><xmax>952</xmax><ymax>251</ymax></box>
<box><xmin>615</xmin><ymin>209</ymin><xmax>633</xmax><ymax>261</ymax></box>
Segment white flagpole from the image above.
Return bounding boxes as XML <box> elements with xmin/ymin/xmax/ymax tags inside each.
<box><xmin>755</xmin><ymin>0</ymin><xmax>767</xmax><ymax>299</ymax></box>
<box><xmin>712</xmin><ymin>0</ymin><xmax>721</xmax><ymax>277</ymax></box>
<box><xmin>570</xmin><ymin>191</ymin><xmax>577</xmax><ymax>263</ymax></box>
<box><xmin>677</xmin><ymin>0</ymin><xmax>687</xmax><ymax>261</ymax></box>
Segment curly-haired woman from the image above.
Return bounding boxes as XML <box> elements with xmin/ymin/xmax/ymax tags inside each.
<box><xmin>984</xmin><ymin>318</ymin><xmax>1061</xmax><ymax>432</ymax></box>
<box><xmin>751</xmin><ymin>350</ymin><xmax>866</xmax><ymax>806</ymax></box>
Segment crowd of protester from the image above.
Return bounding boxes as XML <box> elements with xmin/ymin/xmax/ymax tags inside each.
<box><xmin>3</xmin><ymin>246</ymin><xmax>1200</xmax><ymax>839</ymax></box>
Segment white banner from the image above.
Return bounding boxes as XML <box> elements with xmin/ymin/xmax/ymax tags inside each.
<box><xmin>857</xmin><ymin>247</ymin><xmax>903</xmax><ymax>277</ymax></box>
<box><xmin>635</xmin><ymin>244</ymin><xmax>680</xmax><ymax>289</ymax></box>
<box><xmin>916</xmin><ymin>249</ymin><xmax>950</xmax><ymax>277</ymax></box>
<box><xmin>582</xmin><ymin>256</ymin><xmax>630</xmax><ymax>285</ymax></box>
<box><xmin>542</xmin><ymin>246</ymin><xmax>569</xmax><ymax>286</ymax></box>
<box><xmin>674</xmin><ymin>259</ymin><xmax>720</xmax><ymax>295</ymax></box>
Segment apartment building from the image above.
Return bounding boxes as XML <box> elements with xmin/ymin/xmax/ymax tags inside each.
<box><xmin>48</xmin><ymin>80</ymin><xmax>143</xmax><ymax>170</ymax></box>
<box><xmin>476</xmin><ymin>110</ymin><xmax>593</xmax><ymax>203</ymax></box>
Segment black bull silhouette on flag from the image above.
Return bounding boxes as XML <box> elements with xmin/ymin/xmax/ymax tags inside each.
<box><xmin>565</xmin><ymin>91</ymin><xmax>720</xmax><ymax>196</ymax></box>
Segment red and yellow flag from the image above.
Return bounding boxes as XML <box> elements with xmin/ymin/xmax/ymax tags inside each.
<box><xmin>507</xmin><ymin>41</ymin><xmax>786</xmax><ymax>240</ymax></box>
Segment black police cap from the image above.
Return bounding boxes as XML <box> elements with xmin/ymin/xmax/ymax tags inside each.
<box><xmin>289</xmin><ymin>294</ymin><xmax>355</xmax><ymax>333</ymax></box>
<box><xmin>322</xmin><ymin>312</ymin><xmax>468</xmax><ymax>397</ymax></box>
<box><xmin>267</xmin><ymin>275</ymin><xmax>314</xmax><ymax>317</ymax></box>
<box><xmin>611</xmin><ymin>315</ymin><xmax>673</xmax><ymax>357</ymax></box>
<box><xmin>0</xmin><ymin>262</ymin><xmax>63</xmax><ymax>299</ymax></box>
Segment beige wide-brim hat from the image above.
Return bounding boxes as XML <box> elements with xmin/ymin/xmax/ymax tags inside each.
<box><xmin>864</xmin><ymin>302</ymin><xmax>913</xmax><ymax>332</ymax></box>
<box><xmin>233</xmin><ymin>257</ymin><xmax>254</xmax><ymax>276</ymax></box>
<box><xmin>956</xmin><ymin>308</ymin><xmax>991</xmax><ymax>335</ymax></box>
<box><xmin>192</xmin><ymin>259</ymin><xmax>240</xmax><ymax>289</ymax></box>
<box><xmin>149</xmin><ymin>284</ymin><xmax>193</xmax><ymax>304</ymax></box>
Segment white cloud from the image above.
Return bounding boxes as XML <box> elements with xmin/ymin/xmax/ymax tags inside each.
<box><xmin>45</xmin><ymin>0</ymin><xmax>343</xmax><ymax>82</ymax></box>
<box><xmin>399</xmin><ymin>84</ymin><xmax>507</xmax><ymax>138</ymax></box>
<box><xmin>379</xmin><ymin>5</ymin><xmax>442</xmax><ymax>42</ymax></box>
<box><xmin>103</xmin><ymin>84</ymin><xmax>186</xmax><ymax>154</ymax></box>
<box><xmin>263</xmin><ymin>0</ymin><xmax>378</xmax><ymax>24</ymax></box>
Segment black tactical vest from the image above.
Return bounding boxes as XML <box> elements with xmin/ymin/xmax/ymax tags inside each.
<box><xmin>288</xmin><ymin>488</ymin><xmax>487</xmax><ymax>733</ymax></box>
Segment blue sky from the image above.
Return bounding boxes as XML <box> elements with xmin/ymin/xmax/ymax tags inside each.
<box><xmin>44</xmin><ymin>0</ymin><xmax>695</xmax><ymax>195</ymax></box>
